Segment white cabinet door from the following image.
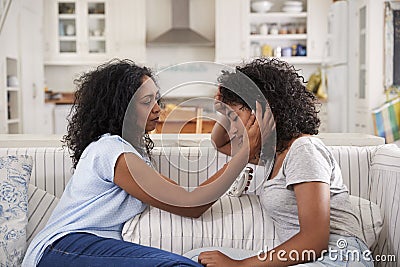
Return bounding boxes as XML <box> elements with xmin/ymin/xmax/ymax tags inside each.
<box><xmin>348</xmin><ymin>0</ymin><xmax>385</xmax><ymax>134</ymax></box>
<box><xmin>326</xmin><ymin>65</ymin><xmax>349</xmax><ymax>132</ymax></box>
<box><xmin>215</xmin><ymin>0</ymin><xmax>244</xmax><ymax>63</ymax></box>
<box><xmin>108</xmin><ymin>0</ymin><xmax>146</xmax><ymax>63</ymax></box>
<box><xmin>306</xmin><ymin>0</ymin><xmax>330</xmax><ymax>59</ymax></box>
<box><xmin>43</xmin><ymin>0</ymin><xmax>57</xmax><ymax>62</ymax></box>
<box><xmin>44</xmin><ymin>0</ymin><xmax>146</xmax><ymax>64</ymax></box>
<box><xmin>353</xmin><ymin>108</ymin><xmax>369</xmax><ymax>134</ymax></box>
<box><xmin>19</xmin><ymin>0</ymin><xmax>46</xmax><ymax>133</ymax></box>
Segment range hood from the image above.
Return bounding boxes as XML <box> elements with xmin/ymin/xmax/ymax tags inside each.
<box><xmin>147</xmin><ymin>0</ymin><xmax>214</xmax><ymax>47</ymax></box>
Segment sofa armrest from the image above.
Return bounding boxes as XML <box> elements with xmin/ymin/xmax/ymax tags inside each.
<box><xmin>368</xmin><ymin>145</ymin><xmax>400</xmax><ymax>266</ymax></box>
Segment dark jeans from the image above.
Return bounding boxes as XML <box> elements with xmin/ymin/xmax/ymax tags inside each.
<box><xmin>38</xmin><ymin>233</ymin><xmax>202</xmax><ymax>267</ymax></box>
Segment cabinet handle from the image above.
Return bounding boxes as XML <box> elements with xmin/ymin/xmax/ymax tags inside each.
<box><xmin>32</xmin><ymin>83</ymin><xmax>37</xmax><ymax>98</ymax></box>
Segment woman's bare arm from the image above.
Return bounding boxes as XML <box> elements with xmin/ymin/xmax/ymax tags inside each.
<box><xmin>216</xmin><ymin>182</ymin><xmax>331</xmax><ymax>267</ymax></box>
<box><xmin>115</xmin><ymin>114</ymin><xmax>260</xmax><ymax>218</ymax></box>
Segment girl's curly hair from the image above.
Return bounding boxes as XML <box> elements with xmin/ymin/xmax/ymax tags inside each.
<box><xmin>63</xmin><ymin>59</ymin><xmax>154</xmax><ymax>168</ymax></box>
<box><xmin>218</xmin><ymin>58</ymin><xmax>320</xmax><ymax>153</ymax></box>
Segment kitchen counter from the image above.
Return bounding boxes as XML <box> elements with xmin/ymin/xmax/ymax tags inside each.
<box><xmin>45</xmin><ymin>92</ymin><xmax>75</xmax><ymax>105</ymax></box>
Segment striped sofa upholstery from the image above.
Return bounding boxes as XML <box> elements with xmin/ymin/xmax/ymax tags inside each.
<box><xmin>151</xmin><ymin>146</ymin><xmax>382</xmax><ymax>198</ymax></box>
<box><xmin>131</xmin><ymin>145</ymin><xmax>400</xmax><ymax>266</ymax></box>
<box><xmin>0</xmin><ymin>147</ymin><xmax>73</xmax><ymax>198</ymax></box>
<box><xmin>0</xmin><ymin>148</ymin><xmax>70</xmax><ymax>247</ymax></box>
<box><xmin>369</xmin><ymin>145</ymin><xmax>400</xmax><ymax>265</ymax></box>
<box><xmin>0</xmin><ymin>144</ymin><xmax>399</xmax><ymax>266</ymax></box>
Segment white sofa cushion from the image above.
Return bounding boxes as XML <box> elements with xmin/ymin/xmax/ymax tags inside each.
<box><xmin>122</xmin><ymin>194</ymin><xmax>277</xmax><ymax>255</ymax></box>
<box><xmin>27</xmin><ymin>185</ymin><xmax>59</xmax><ymax>245</ymax></box>
<box><xmin>349</xmin><ymin>195</ymin><xmax>383</xmax><ymax>248</ymax></box>
<box><xmin>122</xmin><ymin>193</ymin><xmax>384</xmax><ymax>256</ymax></box>
<box><xmin>0</xmin><ymin>155</ymin><xmax>32</xmax><ymax>266</ymax></box>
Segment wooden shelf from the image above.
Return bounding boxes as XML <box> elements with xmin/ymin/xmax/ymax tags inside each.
<box><xmin>249</xmin><ymin>34</ymin><xmax>307</xmax><ymax>41</ymax></box>
<box><xmin>7</xmin><ymin>119</ymin><xmax>20</xmax><ymax>124</ymax></box>
<box><xmin>249</xmin><ymin>56</ymin><xmax>321</xmax><ymax>65</ymax></box>
<box><xmin>246</xmin><ymin>0</ymin><xmax>317</xmax><ymax>62</ymax></box>
<box><xmin>3</xmin><ymin>57</ymin><xmax>21</xmax><ymax>134</ymax></box>
<box><xmin>6</xmin><ymin>87</ymin><xmax>19</xmax><ymax>92</ymax></box>
<box><xmin>58</xmin><ymin>14</ymin><xmax>76</xmax><ymax>19</ymax></box>
<box><xmin>249</xmin><ymin>12</ymin><xmax>307</xmax><ymax>19</ymax></box>
<box><xmin>88</xmin><ymin>14</ymin><xmax>105</xmax><ymax>19</ymax></box>
<box><xmin>89</xmin><ymin>36</ymin><xmax>106</xmax><ymax>41</ymax></box>
<box><xmin>59</xmin><ymin>36</ymin><xmax>77</xmax><ymax>41</ymax></box>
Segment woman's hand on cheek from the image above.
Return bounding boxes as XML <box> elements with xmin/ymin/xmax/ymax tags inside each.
<box><xmin>198</xmin><ymin>251</ymin><xmax>243</xmax><ymax>267</ymax></box>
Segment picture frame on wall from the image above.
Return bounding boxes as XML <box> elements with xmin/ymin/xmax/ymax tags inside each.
<box><xmin>385</xmin><ymin>1</ymin><xmax>400</xmax><ymax>89</ymax></box>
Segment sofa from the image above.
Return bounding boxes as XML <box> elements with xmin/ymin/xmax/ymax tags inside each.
<box><xmin>0</xmin><ymin>139</ymin><xmax>399</xmax><ymax>266</ymax></box>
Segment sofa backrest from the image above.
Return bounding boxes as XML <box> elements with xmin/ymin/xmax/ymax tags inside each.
<box><xmin>0</xmin><ymin>145</ymin><xmax>387</xmax><ymax>199</ymax></box>
<box><xmin>151</xmin><ymin>146</ymin><xmax>383</xmax><ymax>199</ymax></box>
<box><xmin>0</xmin><ymin>147</ymin><xmax>73</xmax><ymax>198</ymax></box>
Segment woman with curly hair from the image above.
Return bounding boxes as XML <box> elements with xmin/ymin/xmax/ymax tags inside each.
<box><xmin>198</xmin><ymin>58</ymin><xmax>372</xmax><ymax>266</ymax></box>
<box><xmin>22</xmin><ymin>59</ymin><xmax>264</xmax><ymax>267</ymax></box>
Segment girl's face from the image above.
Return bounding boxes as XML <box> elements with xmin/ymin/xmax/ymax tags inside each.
<box><xmin>135</xmin><ymin>76</ymin><xmax>161</xmax><ymax>132</ymax></box>
<box><xmin>226</xmin><ymin>103</ymin><xmax>251</xmax><ymax>149</ymax></box>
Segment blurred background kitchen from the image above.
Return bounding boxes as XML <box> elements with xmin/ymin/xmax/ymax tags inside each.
<box><xmin>0</xmin><ymin>0</ymin><xmax>399</xmax><ymax>145</ymax></box>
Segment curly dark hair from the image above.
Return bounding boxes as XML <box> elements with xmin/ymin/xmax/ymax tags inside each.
<box><xmin>218</xmin><ymin>58</ymin><xmax>320</xmax><ymax>153</ymax></box>
<box><xmin>63</xmin><ymin>59</ymin><xmax>155</xmax><ymax>168</ymax></box>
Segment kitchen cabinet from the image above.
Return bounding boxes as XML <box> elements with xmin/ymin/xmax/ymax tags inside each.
<box><xmin>0</xmin><ymin>57</ymin><xmax>21</xmax><ymax>133</ymax></box>
<box><xmin>0</xmin><ymin>0</ymin><xmax>47</xmax><ymax>134</ymax></box>
<box><xmin>215</xmin><ymin>0</ymin><xmax>244</xmax><ymax>63</ymax></box>
<box><xmin>19</xmin><ymin>0</ymin><xmax>47</xmax><ymax>134</ymax></box>
<box><xmin>348</xmin><ymin>0</ymin><xmax>385</xmax><ymax>134</ymax></box>
<box><xmin>244</xmin><ymin>0</ymin><xmax>330</xmax><ymax>64</ymax></box>
<box><xmin>43</xmin><ymin>0</ymin><xmax>146</xmax><ymax>65</ymax></box>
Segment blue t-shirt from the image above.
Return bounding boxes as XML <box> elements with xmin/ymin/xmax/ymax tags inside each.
<box><xmin>22</xmin><ymin>134</ymin><xmax>148</xmax><ymax>266</ymax></box>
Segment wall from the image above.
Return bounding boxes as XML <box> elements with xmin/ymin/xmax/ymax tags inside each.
<box><xmin>45</xmin><ymin>65</ymin><xmax>96</xmax><ymax>92</ymax></box>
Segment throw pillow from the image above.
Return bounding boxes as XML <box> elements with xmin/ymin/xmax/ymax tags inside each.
<box><xmin>349</xmin><ymin>195</ymin><xmax>383</xmax><ymax>248</ymax></box>
<box><xmin>122</xmin><ymin>194</ymin><xmax>278</xmax><ymax>255</ymax></box>
<box><xmin>27</xmin><ymin>184</ymin><xmax>59</xmax><ymax>245</ymax></box>
<box><xmin>0</xmin><ymin>155</ymin><xmax>33</xmax><ymax>266</ymax></box>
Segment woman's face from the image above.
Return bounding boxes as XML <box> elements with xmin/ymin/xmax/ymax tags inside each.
<box><xmin>135</xmin><ymin>76</ymin><xmax>161</xmax><ymax>132</ymax></box>
<box><xmin>225</xmin><ymin>103</ymin><xmax>251</xmax><ymax>149</ymax></box>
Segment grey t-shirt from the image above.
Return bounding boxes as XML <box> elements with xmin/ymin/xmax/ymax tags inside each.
<box><xmin>260</xmin><ymin>136</ymin><xmax>364</xmax><ymax>244</ymax></box>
